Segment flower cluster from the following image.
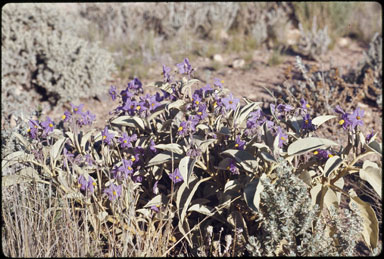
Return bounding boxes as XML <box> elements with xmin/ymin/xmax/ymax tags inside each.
<box><xmin>334</xmin><ymin>106</ymin><xmax>364</xmax><ymax>131</ymax></box>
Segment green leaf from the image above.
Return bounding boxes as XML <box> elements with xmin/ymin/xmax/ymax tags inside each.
<box><xmin>260</xmin><ymin>151</ymin><xmax>277</xmax><ymax>163</ymax></box>
<box><xmin>234</xmin><ymin>102</ymin><xmax>262</xmax><ymax>127</ymax></box>
<box><xmin>243</xmin><ymin>175</ymin><xmax>265</xmax><ymax>212</ymax></box>
<box><xmin>323</xmin><ymin>155</ymin><xmax>343</xmax><ymax>178</ymax></box>
<box><xmin>221</xmin><ymin>149</ymin><xmax>258</xmax><ymax>172</ymax></box>
<box><xmin>147</xmin><ymin>152</ymin><xmax>181</xmax><ymax>167</ymax></box>
<box><xmin>154</xmin><ymin>143</ymin><xmax>184</xmax><ymax>155</ymax></box>
<box><xmin>110</xmin><ymin>115</ymin><xmax>145</xmax><ymax>130</ymax></box>
<box><xmin>166</xmin><ymin>99</ymin><xmax>185</xmax><ymax>112</ymax></box>
<box><xmin>187</xmin><ymin>203</ymin><xmax>214</xmax><ymax>216</ymax></box>
<box><xmin>323</xmin><ymin>186</ymin><xmax>339</xmax><ymax>211</ymax></box>
<box><xmin>178</xmin><ymin>156</ymin><xmax>196</xmax><ymax>187</ymax></box>
<box><xmin>359</xmin><ymin>161</ymin><xmax>382</xmax><ymax>199</ymax></box>
<box><xmin>366</xmin><ymin>140</ymin><xmax>382</xmax><ymax>156</ymax></box>
<box><xmin>50</xmin><ymin>136</ymin><xmax>67</xmax><ymax>168</ymax></box>
<box><xmin>80</xmin><ymin>129</ymin><xmax>96</xmax><ymax>152</ymax></box>
<box><xmin>349</xmin><ymin>189</ymin><xmax>379</xmax><ymax>250</ymax></box>
<box><xmin>310</xmin><ymin>183</ymin><xmax>326</xmax><ymax>210</ymax></box>
<box><xmin>12</xmin><ymin>132</ymin><xmax>29</xmax><ymax>149</ymax></box>
<box><xmin>287</xmin><ymin>137</ymin><xmax>338</xmax><ymax>156</ymax></box>
<box><xmin>144</xmin><ymin>194</ymin><xmax>165</xmax><ymax>208</ymax></box>
<box><xmin>311</xmin><ymin>115</ymin><xmax>337</xmax><ymax>127</ymax></box>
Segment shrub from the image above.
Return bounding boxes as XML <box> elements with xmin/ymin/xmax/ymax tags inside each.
<box><xmin>2</xmin><ymin>58</ymin><xmax>382</xmax><ymax>256</ymax></box>
<box><xmin>1</xmin><ymin>3</ymin><xmax>116</xmax><ymax>108</ymax></box>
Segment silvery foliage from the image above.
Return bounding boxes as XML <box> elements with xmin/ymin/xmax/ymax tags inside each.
<box><xmin>296</xmin><ymin>16</ymin><xmax>331</xmax><ymax>60</ymax></box>
<box><xmin>246</xmin><ymin>160</ymin><xmax>363</xmax><ymax>256</ymax></box>
<box><xmin>1</xmin><ymin>3</ymin><xmax>115</xmax><ymax>107</ymax></box>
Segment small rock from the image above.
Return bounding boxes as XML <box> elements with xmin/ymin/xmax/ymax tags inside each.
<box><xmin>232</xmin><ymin>59</ymin><xmax>245</xmax><ymax>69</ymax></box>
<box><xmin>286</xmin><ymin>28</ymin><xmax>301</xmax><ymax>46</ymax></box>
<box><xmin>213</xmin><ymin>54</ymin><xmax>224</xmax><ymax>63</ymax></box>
<box><xmin>338</xmin><ymin>37</ymin><xmax>350</xmax><ymax>48</ymax></box>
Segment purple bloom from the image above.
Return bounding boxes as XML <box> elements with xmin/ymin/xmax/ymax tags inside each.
<box><xmin>191</xmin><ymin>93</ymin><xmax>202</xmax><ymax>107</ymax></box>
<box><xmin>222</xmin><ymin>93</ymin><xmax>239</xmax><ymax>111</ymax></box>
<box><xmin>227</xmin><ymin>160</ymin><xmax>239</xmax><ymax>175</ymax></box>
<box><xmin>147</xmin><ymin>95</ymin><xmax>160</xmax><ymax>112</ymax></box>
<box><xmin>151</xmin><ymin>204</ymin><xmax>161</xmax><ymax>212</ymax></box>
<box><xmin>119</xmin><ymin>132</ymin><xmax>136</xmax><ymax>148</ymax></box>
<box><xmin>169</xmin><ymin>168</ymin><xmax>183</xmax><ymax>184</ymax></box>
<box><xmin>41</xmin><ymin>117</ymin><xmax>54</xmax><ymax>135</ymax></box>
<box><xmin>79</xmin><ymin>110</ymin><xmax>96</xmax><ymax>126</ymax></box>
<box><xmin>150</xmin><ymin>139</ymin><xmax>157</xmax><ymax>153</ymax></box>
<box><xmin>132</xmin><ymin>175</ymin><xmax>143</xmax><ymax>183</ymax></box>
<box><xmin>71</xmin><ymin>103</ymin><xmax>84</xmax><ymax>115</ymax></box>
<box><xmin>127</xmin><ymin>77</ymin><xmax>143</xmax><ymax>93</ymax></box>
<box><xmin>313</xmin><ymin>149</ymin><xmax>334</xmax><ymax>162</ymax></box>
<box><xmin>300</xmin><ymin>98</ymin><xmax>310</xmax><ymax>110</ymax></box>
<box><xmin>234</xmin><ymin>136</ymin><xmax>246</xmax><ymax>150</ymax></box>
<box><xmin>276</xmin><ymin>126</ymin><xmax>288</xmax><ymax>148</ymax></box>
<box><xmin>61</xmin><ymin>110</ymin><xmax>72</xmax><ymax>122</ymax></box>
<box><xmin>120</xmin><ymin>88</ymin><xmax>134</xmax><ymax>103</ymax></box>
<box><xmin>116</xmin><ymin>159</ymin><xmax>134</xmax><ymax>179</ymax></box>
<box><xmin>121</xmin><ymin>99</ymin><xmax>137</xmax><ymax>115</ymax></box>
<box><xmin>196</xmin><ymin>103</ymin><xmax>208</xmax><ymax>120</ymax></box>
<box><xmin>101</xmin><ymin>127</ymin><xmax>114</xmax><ymax>145</ymax></box>
<box><xmin>334</xmin><ymin>105</ymin><xmax>353</xmax><ymax>130</ymax></box>
<box><xmin>347</xmin><ymin>107</ymin><xmax>364</xmax><ymax>129</ymax></box>
<box><xmin>301</xmin><ymin>113</ymin><xmax>315</xmax><ymax>131</ymax></box>
<box><xmin>177</xmin><ymin>121</ymin><xmax>188</xmax><ymax>136</ymax></box>
<box><xmin>276</xmin><ymin>104</ymin><xmax>294</xmax><ymax>113</ymax></box>
<box><xmin>162</xmin><ymin>65</ymin><xmax>172</xmax><ymax>83</ymax></box>
<box><xmin>177</xmin><ymin>58</ymin><xmax>193</xmax><ymax>77</ymax></box>
<box><xmin>109</xmin><ymin>85</ymin><xmax>118</xmax><ymax>101</ymax></box>
<box><xmin>104</xmin><ymin>183</ymin><xmax>122</xmax><ymax>201</ymax></box>
<box><xmin>214</xmin><ymin>78</ymin><xmax>224</xmax><ymax>89</ymax></box>
<box><xmin>27</xmin><ymin>119</ymin><xmax>40</xmax><ymax>139</ymax></box>
<box><xmin>78</xmin><ymin>175</ymin><xmax>96</xmax><ymax>193</ymax></box>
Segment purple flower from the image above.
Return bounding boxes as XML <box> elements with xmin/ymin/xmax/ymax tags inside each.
<box><xmin>214</xmin><ymin>78</ymin><xmax>224</xmax><ymax>89</ymax></box>
<box><xmin>177</xmin><ymin>58</ymin><xmax>193</xmax><ymax>77</ymax></box>
<box><xmin>234</xmin><ymin>136</ymin><xmax>246</xmax><ymax>150</ymax></box>
<box><xmin>227</xmin><ymin>160</ymin><xmax>239</xmax><ymax>175</ymax></box>
<box><xmin>27</xmin><ymin>119</ymin><xmax>40</xmax><ymax>139</ymax></box>
<box><xmin>276</xmin><ymin>104</ymin><xmax>294</xmax><ymax>113</ymax></box>
<box><xmin>347</xmin><ymin>107</ymin><xmax>364</xmax><ymax>129</ymax></box>
<box><xmin>169</xmin><ymin>168</ymin><xmax>183</xmax><ymax>184</ymax></box>
<box><xmin>222</xmin><ymin>93</ymin><xmax>239</xmax><ymax>111</ymax></box>
<box><xmin>127</xmin><ymin>77</ymin><xmax>143</xmax><ymax>93</ymax></box>
<box><xmin>119</xmin><ymin>132</ymin><xmax>137</xmax><ymax>148</ymax></box>
<box><xmin>151</xmin><ymin>204</ymin><xmax>161</xmax><ymax>212</ymax></box>
<box><xmin>104</xmin><ymin>183</ymin><xmax>122</xmax><ymax>201</ymax></box>
<box><xmin>276</xmin><ymin>126</ymin><xmax>288</xmax><ymax>148</ymax></box>
<box><xmin>114</xmin><ymin>159</ymin><xmax>134</xmax><ymax>179</ymax></box>
<box><xmin>162</xmin><ymin>65</ymin><xmax>172</xmax><ymax>83</ymax></box>
<box><xmin>191</xmin><ymin>93</ymin><xmax>202</xmax><ymax>107</ymax></box>
<box><xmin>121</xmin><ymin>99</ymin><xmax>137</xmax><ymax>115</ymax></box>
<box><xmin>132</xmin><ymin>175</ymin><xmax>143</xmax><ymax>183</ymax></box>
<box><xmin>71</xmin><ymin>103</ymin><xmax>84</xmax><ymax>115</ymax></box>
<box><xmin>313</xmin><ymin>149</ymin><xmax>334</xmax><ymax>162</ymax></box>
<box><xmin>300</xmin><ymin>98</ymin><xmax>310</xmax><ymax>110</ymax></box>
<box><xmin>120</xmin><ymin>88</ymin><xmax>134</xmax><ymax>103</ymax></box>
<box><xmin>79</xmin><ymin>110</ymin><xmax>96</xmax><ymax>126</ymax></box>
<box><xmin>147</xmin><ymin>95</ymin><xmax>160</xmax><ymax>112</ymax></box>
<box><xmin>196</xmin><ymin>103</ymin><xmax>208</xmax><ymax>120</ymax></box>
<box><xmin>177</xmin><ymin>121</ymin><xmax>188</xmax><ymax>136</ymax></box>
<box><xmin>109</xmin><ymin>85</ymin><xmax>118</xmax><ymax>101</ymax></box>
<box><xmin>78</xmin><ymin>175</ymin><xmax>96</xmax><ymax>193</ymax></box>
<box><xmin>334</xmin><ymin>105</ymin><xmax>353</xmax><ymax>130</ymax></box>
<box><xmin>61</xmin><ymin>110</ymin><xmax>72</xmax><ymax>122</ymax></box>
<box><xmin>41</xmin><ymin>117</ymin><xmax>54</xmax><ymax>135</ymax></box>
<box><xmin>150</xmin><ymin>139</ymin><xmax>157</xmax><ymax>153</ymax></box>
<box><xmin>301</xmin><ymin>113</ymin><xmax>315</xmax><ymax>131</ymax></box>
<box><xmin>101</xmin><ymin>127</ymin><xmax>114</xmax><ymax>145</ymax></box>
